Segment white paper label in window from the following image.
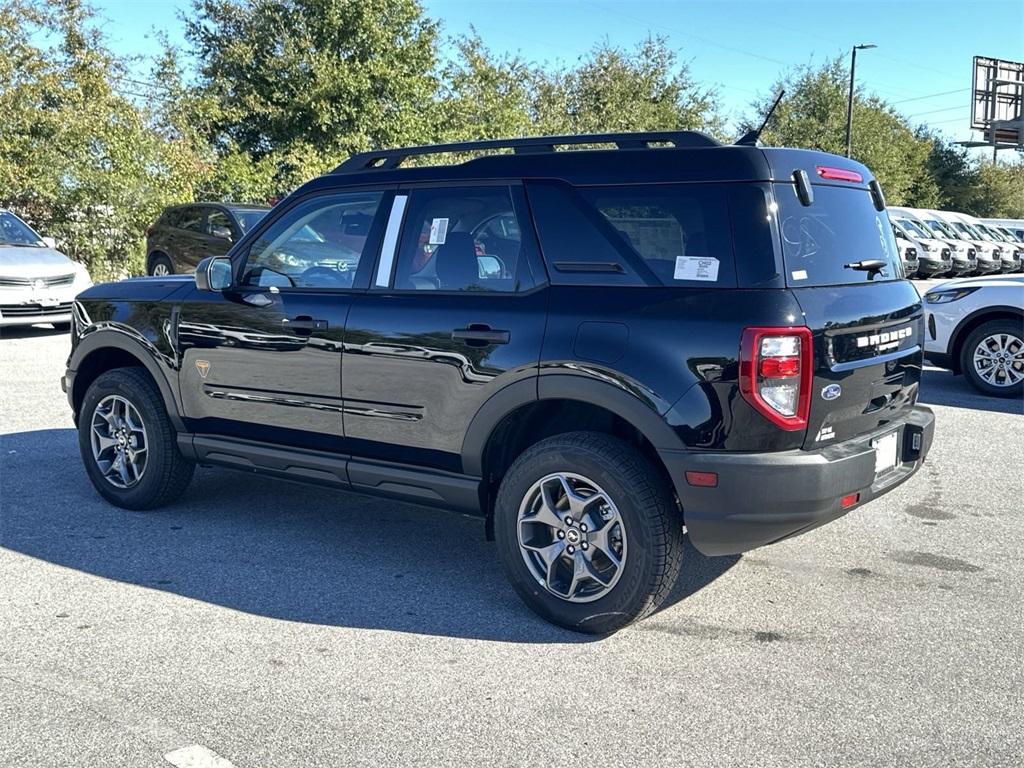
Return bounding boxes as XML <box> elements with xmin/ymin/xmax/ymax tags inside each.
<box><xmin>673</xmin><ymin>256</ymin><xmax>719</xmax><ymax>282</ymax></box>
<box><xmin>791</xmin><ymin>269</ymin><xmax>808</xmax><ymax>281</ymax></box>
<box><xmin>429</xmin><ymin>217</ymin><xmax>449</xmax><ymax>245</ymax></box>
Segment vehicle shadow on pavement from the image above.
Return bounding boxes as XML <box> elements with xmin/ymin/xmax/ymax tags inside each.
<box><xmin>918</xmin><ymin>369</ymin><xmax>1023</xmax><ymax>415</ymax></box>
<box><xmin>0</xmin><ymin>428</ymin><xmax>738</xmax><ymax>643</ymax></box>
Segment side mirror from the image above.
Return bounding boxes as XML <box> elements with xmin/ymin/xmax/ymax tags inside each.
<box><xmin>477</xmin><ymin>255</ymin><xmax>502</xmax><ymax>278</ymax></box>
<box><xmin>42</xmin><ymin>236</ymin><xmax>57</xmax><ymax>249</ymax></box>
<box><xmin>195</xmin><ymin>256</ymin><xmax>233</xmax><ymax>291</ymax></box>
<box><xmin>895</xmin><ymin>230</ymin><xmax>906</xmax><ymax>239</ymax></box>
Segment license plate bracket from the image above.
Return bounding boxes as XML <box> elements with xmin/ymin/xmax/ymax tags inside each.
<box><xmin>872</xmin><ymin>430</ymin><xmax>899</xmax><ymax>476</ymax></box>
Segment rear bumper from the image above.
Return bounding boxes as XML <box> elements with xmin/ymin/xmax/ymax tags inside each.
<box><xmin>659</xmin><ymin>406</ymin><xmax>935</xmax><ymax>556</ymax></box>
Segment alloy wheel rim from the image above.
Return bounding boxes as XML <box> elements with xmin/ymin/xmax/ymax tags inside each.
<box><xmin>973</xmin><ymin>333</ymin><xmax>1024</xmax><ymax>387</ymax></box>
<box><xmin>90</xmin><ymin>395</ymin><xmax>149</xmax><ymax>488</ymax></box>
<box><xmin>517</xmin><ymin>472</ymin><xmax>626</xmax><ymax>603</ymax></box>
<box><xmin>152</xmin><ymin>262</ymin><xmax>170</xmax><ymax>276</ymax></box>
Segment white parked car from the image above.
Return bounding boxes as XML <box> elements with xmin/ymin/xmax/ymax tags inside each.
<box><xmin>0</xmin><ymin>210</ymin><xmax>92</xmax><ymax>331</ymax></box>
<box><xmin>924</xmin><ymin>275</ymin><xmax>1024</xmax><ymax>397</ymax></box>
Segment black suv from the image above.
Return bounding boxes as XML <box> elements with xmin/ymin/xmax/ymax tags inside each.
<box><xmin>145</xmin><ymin>203</ymin><xmax>269</xmax><ymax>276</ymax></box>
<box><xmin>64</xmin><ymin>132</ymin><xmax>934</xmax><ymax>633</ymax></box>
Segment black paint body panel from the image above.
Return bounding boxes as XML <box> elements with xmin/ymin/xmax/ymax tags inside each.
<box><xmin>65</xmin><ymin>143</ymin><xmax>933</xmax><ymax>558</ymax></box>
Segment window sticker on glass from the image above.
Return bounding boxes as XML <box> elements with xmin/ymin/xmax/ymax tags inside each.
<box><xmin>674</xmin><ymin>256</ymin><xmax>719</xmax><ymax>281</ymax></box>
<box><xmin>429</xmin><ymin>217</ymin><xmax>449</xmax><ymax>245</ymax></box>
<box><xmin>791</xmin><ymin>269</ymin><xmax>808</xmax><ymax>281</ymax></box>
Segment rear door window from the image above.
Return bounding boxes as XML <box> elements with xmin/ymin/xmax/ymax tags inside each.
<box><xmin>390</xmin><ymin>186</ymin><xmax>535</xmax><ymax>292</ymax></box>
<box><xmin>177</xmin><ymin>207</ymin><xmax>206</xmax><ymax>233</ymax></box>
<box><xmin>775</xmin><ymin>183</ymin><xmax>900</xmax><ymax>286</ymax></box>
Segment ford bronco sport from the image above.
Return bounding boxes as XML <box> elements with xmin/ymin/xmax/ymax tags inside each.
<box><xmin>64</xmin><ymin>132</ymin><xmax>935</xmax><ymax>633</ymax></box>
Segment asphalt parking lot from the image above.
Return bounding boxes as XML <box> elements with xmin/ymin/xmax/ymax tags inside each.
<box><xmin>1</xmin><ymin>299</ymin><xmax>1022</xmax><ymax>767</ymax></box>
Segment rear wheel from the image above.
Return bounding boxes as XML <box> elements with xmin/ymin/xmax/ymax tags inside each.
<box><xmin>960</xmin><ymin>319</ymin><xmax>1024</xmax><ymax>398</ymax></box>
<box><xmin>494</xmin><ymin>432</ymin><xmax>684</xmax><ymax>634</ymax></box>
<box><xmin>149</xmin><ymin>254</ymin><xmax>173</xmax><ymax>276</ymax></box>
<box><xmin>78</xmin><ymin>367</ymin><xmax>194</xmax><ymax>509</ymax></box>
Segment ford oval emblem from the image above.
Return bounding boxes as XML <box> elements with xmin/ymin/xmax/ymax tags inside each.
<box><xmin>821</xmin><ymin>383</ymin><xmax>842</xmax><ymax>401</ymax></box>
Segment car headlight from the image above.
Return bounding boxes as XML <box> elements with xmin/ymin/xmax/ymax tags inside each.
<box><xmin>73</xmin><ymin>264</ymin><xmax>93</xmax><ymax>287</ymax></box>
<box><xmin>924</xmin><ymin>287</ymin><xmax>979</xmax><ymax>304</ymax></box>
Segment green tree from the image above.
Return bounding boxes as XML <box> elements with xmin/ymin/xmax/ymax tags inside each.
<box><xmin>185</xmin><ymin>0</ymin><xmax>440</xmax><ymax>186</ymax></box>
<box><xmin>532</xmin><ymin>37</ymin><xmax>722</xmax><ymax>137</ymax></box>
<box><xmin>1</xmin><ymin>0</ymin><xmax>205</xmax><ymax>278</ymax></box>
<box><xmin>437</xmin><ymin>33</ymin><xmax>535</xmax><ymax>143</ymax></box>
<box><xmin>751</xmin><ymin>58</ymin><xmax>936</xmax><ymax>206</ymax></box>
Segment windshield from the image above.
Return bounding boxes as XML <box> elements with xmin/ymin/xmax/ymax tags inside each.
<box><xmin>953</xmin><ymin>221</ymin><xmax>984</xmax><ymax>240</ymax></box>
<box><xmin>776</xmin><ymin>183</ymin><xmax>900</xmax><ymax>286</ymax></box>
<box><xmin>234</xmin><ymin>209</ymin><xmax>268</xmax><ymax>234</ymax></box>
<box><xmin>0</xmin><ymin>212</ymin><xmax>44</xmax><ymax>246</ymax></box>
<box><xmin>982</xmin><ymin>225</ymin><xmax>1007</xmax><ymax>242</ymax></box>
<box><xmin>1001</xmin><ymin>227</ymin><xmax>1024</xmax><ymax>243</ymax></box>
<box><xmin>925</xmin><ymin>219</ymin><xmax>960</xmax><ymax>239</ymax></box>
<box><xmin>897</xmin><ymin>218</ymin><xmax>932</xmax><ymax>239</ymax></box>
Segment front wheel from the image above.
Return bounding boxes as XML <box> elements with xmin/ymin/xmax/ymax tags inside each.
<box><xmin>960</xmin><ymin>319</ymin><xmax>1024</xmax><ymax>398</ymax></box>
<box><xmin>494</xmin><ymin>432</ymin><xmax>684</xmax><ymax>634</ymax></box>
<box><xmin>78</xmin><ymin>367</ymin><xmax>194</xmax><ymax>509</ymax></box>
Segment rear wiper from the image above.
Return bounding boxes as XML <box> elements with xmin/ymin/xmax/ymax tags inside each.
<box><xmin>844</xmin><ymin>259</ymin><xmax>888</xmax><ymax>279</ymax></box>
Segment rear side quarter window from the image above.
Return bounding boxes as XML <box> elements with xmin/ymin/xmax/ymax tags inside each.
<box><xmin>528</xmin><ymin>182</ymin><xmax>739</xmax><ymax>288</ymax></box>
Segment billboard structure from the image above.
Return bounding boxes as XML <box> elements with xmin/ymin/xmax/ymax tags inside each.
<box><xmin>962</xmin><ymin>56</ymin><xmax>1023</xmax><ymax>159</ymax></box>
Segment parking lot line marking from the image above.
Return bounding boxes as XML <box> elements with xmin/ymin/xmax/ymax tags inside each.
<box><xmin>164</xmin><ymin>744</ymin><xmax>236</xmax><ymax>768</ymax></box>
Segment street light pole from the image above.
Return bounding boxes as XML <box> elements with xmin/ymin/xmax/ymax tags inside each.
<box><xmin>846</xmin><ymin>43</ymin><xmax>877</xmax><ymax>158</ymax></box>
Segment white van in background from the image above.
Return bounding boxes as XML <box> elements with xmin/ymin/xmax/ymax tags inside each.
<box><xmin>916</xmin><ymin>209</ymin><xmax>1002</xmax><ymax>275</ymax></box>
<box><xmin>980</xmin><ymin>218</ymin><xmax>1024</xmax><ymax>242</ymax></box>
<box><xmin>946</xmin><ymin>212</ymin><xmax>1019</xmax><ymax>273</ymax></box>
<box><xmin>971</xmin><ymin>218</ymin><xmax>1024</xmax><ymax>272</ymax></box>
<box><xmin>888</xmin><ymin>206</ymin><xmax>974</xmax><ymax>277</ymax></box>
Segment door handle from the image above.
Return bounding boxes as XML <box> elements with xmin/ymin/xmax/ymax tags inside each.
<box><xmin>452</xmin><ymin>325</ymin><xmax>510</xmax><ymax>346</ymax></box>
<box><xmin>283</xmin><ymin>316</ymin><xmax>328</xmax><ymax>333</ymax></box>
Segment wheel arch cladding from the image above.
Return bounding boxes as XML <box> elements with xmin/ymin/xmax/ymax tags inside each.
<box><xmin>71</xmin><ymin>333</ymin><xmax>184</xmax><ymax>432</ymax></box>
<box><xmin>463</xmin><ymin>375</ymin><xmax>686</xmax><ymax>515</ymax></box>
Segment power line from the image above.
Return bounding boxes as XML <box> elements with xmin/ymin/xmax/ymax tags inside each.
<box><xmin>891</xmin><ymin>88</ymin><xmax>970</xmax><ymax>105</ymax></box>
<box><xmin>584</xmin><ymin>2</ymin><xmax>790</xmax><ymax>67</ymax></box>
<box><xmin>906</xmin><ymin>104</ymin><xmax>967</xmax><ymax>118</ymax></box>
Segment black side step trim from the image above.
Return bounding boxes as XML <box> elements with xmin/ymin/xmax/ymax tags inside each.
<box><xmin>181</xmin><ymin>434</ymin><xmax>483</xmax><ymax>514</ymax></box>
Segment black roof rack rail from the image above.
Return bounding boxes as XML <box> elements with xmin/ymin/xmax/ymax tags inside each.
<box><xmin>331</xmin><ymin>131</ymin><xmax>722</xmax><ymax>174</ymax></box>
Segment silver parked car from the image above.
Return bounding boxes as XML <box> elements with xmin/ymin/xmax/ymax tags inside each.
<box><xmin>0</xmin><ymin>210</ymin><xmax>92</xmax><ymax>331</ymax></box>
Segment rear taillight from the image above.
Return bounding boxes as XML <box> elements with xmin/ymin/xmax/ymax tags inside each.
<box><xmin>739</xmin><ymin>327</ymin><xmax>813</xmax><ymax>431</ymax></box>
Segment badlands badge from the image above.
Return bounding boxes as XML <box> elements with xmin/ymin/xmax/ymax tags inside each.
<box><xmin>195</xmin><ymin>359</ymin><xmax>211</xmax><ymax>379</ymax></box>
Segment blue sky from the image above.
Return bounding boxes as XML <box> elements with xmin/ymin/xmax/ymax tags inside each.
<box><xmin>88</xmin><ymin>0</ymin><xmax>1022</xmax><ymax>146</ymax></box>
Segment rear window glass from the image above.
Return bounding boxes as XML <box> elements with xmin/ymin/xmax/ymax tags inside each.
<box><xmin>775</xmin><ymin>183</ymin><xmax>901</xmax><ymax>286</ymax></box>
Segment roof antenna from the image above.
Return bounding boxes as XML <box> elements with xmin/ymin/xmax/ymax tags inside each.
<box><xmin>735</xmin><ymin>90</ymin><xmax>785</xmax><ymax>146</ymax></box>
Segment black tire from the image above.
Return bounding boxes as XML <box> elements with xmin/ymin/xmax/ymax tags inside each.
<box><xmin>148</xmin><ymin>253</ymin><xmax>174</xmax><ymax>276</ymax></box>
<box><xmin>959</xmin><ymin>319</ymin><xmax>1024</xmax><ymax>399</ymax></box>
<box><xmin>78</xmin><ymin>367</ymin><xmax>194</xmax><ymax>509</ymax></box>
<box><xmin>494</xmin><ymin>431</ymin><xmax>684</xmax><ymax>634</ymax></box>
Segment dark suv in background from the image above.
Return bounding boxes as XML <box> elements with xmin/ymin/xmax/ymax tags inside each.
<box><xmin>145</xmin><ymin>203</ymin><xmax>269</xmax><ymax>276</ymax></box>
<box><xmin>65</xmin><ymin>132</ymin><xmax>934</xmax><ymax>633</ymax></box>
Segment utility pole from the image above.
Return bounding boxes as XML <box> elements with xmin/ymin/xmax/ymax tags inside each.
<box><xmin>846</xmin><ymin>43</ymin><xmax>877</xmax><ymax>158</ymax></box>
